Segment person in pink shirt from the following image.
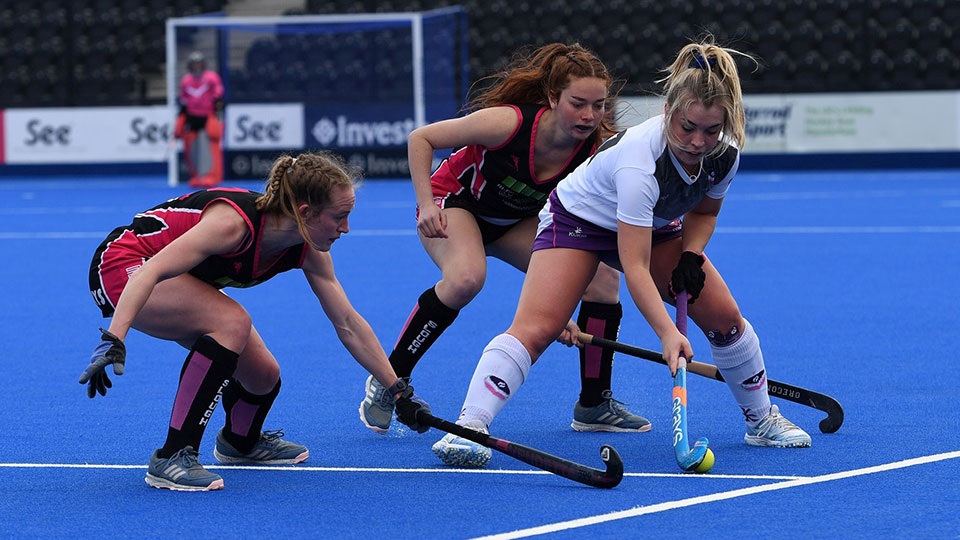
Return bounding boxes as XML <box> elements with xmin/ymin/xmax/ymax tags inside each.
<box><xmin>175</xmin><ymin>51</ymin><xmax>225</xmax><ymax>187</ymax></box>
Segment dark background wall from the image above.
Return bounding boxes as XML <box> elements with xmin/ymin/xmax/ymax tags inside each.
<box><xmin>1</xmin><ymin>0</ymin><xmax>956</xmax><ymax>108</ymax></box>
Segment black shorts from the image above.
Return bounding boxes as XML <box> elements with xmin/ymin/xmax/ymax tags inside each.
<box><xmin>186</xmin><ymin>114</ymin><xmax>208</xmax><ymax>132</ymax></box>
<box><xmin>433</xmin><ymin>189</ymin><xmax>525</xmax><ymax>245</ymax></box>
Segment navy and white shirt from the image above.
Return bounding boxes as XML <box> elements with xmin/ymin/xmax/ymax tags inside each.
<box><xmin>554</xmin><ymin>114</ymin><xmax>739</xmax><ymax>231</ymax></box>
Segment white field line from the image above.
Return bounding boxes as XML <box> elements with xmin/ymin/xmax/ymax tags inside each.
<box><xmin>469</xmin><ymin>449</ymin><xmax>960</xmax><ymax>540</ymax></box>
<box><xmin>4</xmin><ymin>225</ymin><xmax>960</xmax><ymax>241</ymax></box>
<box><xmin>0</xmin><ymin>462</ymin><xmax>798</xmax><ymax>480</ymax></box>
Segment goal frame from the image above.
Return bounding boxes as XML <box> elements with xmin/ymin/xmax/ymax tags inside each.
<box><xmin>165</xmin><ymin>8</ymin><xmax>466</xmax><ymax>186</ymax></box>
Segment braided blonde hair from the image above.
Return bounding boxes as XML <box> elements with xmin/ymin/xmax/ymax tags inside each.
<box><xmin>657</xmin><ymin>36</ymin><xmax>754</xmax><ymax>155</ymax></box>
<box><xmin>256</xmin><ymin>151</ymin><xmax>361</xmax><ymax>250</ymax></box>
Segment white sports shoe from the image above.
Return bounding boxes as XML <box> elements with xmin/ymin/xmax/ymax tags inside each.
<box><xmin>431</xmin><ymin>419</ymin><xmax>492</xmax><ymax>468</ymax></box>
<box><xmin>744</xmin><ymin>405</ymin><xmax>812</xmax><ymax>448</ymax></box>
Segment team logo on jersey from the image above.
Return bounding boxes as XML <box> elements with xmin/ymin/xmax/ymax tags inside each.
<box><xmin>568</xmin><ymin>226</ymin><xmax>587</xmax><ymax>239</ymax></box>
<box><xmin>484</xmin><ymin>375</ymin><xmax>511</xmax><ymax>400</ymax></box>
<box><xmin>740</xmin><ymin>370</ymin><xmax>767</xmax><ymax>391</ymax></box>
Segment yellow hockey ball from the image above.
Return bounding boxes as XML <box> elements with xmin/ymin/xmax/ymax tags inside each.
<box><xmin>694</xmin><ymin>448</ymin><xmax>715</xmax><ymax>473</ymax></box>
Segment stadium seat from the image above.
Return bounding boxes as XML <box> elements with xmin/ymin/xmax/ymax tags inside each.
<box><xmin>2</xmin><ymin>0</ymin><xmax>958</xmax><ymax>109</ymax></box>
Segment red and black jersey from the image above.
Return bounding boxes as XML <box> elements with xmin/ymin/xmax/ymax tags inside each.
<box><xmin>431</xmin><ymin>104</ymin><xmax>596</xmax><ymax>219</ymax></box>
<box><xmin>92</xmin><ymin>188</ymin><xmax>308</xmax><ymax>290</ymax></box>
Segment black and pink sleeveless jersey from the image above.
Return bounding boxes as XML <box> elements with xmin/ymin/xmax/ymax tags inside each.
<box><xmin>92</xmin><ymin>188</ymin><xmax>308</xmax><ymax>289</ymax></box>
<box><xmin>431</xmin><ymin>104</ymin><xmax>596</xmax><ymax>219</ymax></box>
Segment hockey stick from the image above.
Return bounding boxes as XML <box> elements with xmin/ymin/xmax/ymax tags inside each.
<box><xmin>671</xmin><ymin>293</ymin><xmax>712</xmax><ymax>472</ymax></box>
<box><xmin>577</xmin><ymin>332</ymin><xmax>844</xmax><ymax>434</ymax></box>
<box><xmin>416</xmin><ymin>411</ymin><xmax>623</xmax><ymax>489</ymax></box>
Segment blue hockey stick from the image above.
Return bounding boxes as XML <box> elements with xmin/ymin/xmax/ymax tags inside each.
<box><xmin>672</xmin><ymin>292</ymin><xmax>712</xmax><ymax>472</ymax></box>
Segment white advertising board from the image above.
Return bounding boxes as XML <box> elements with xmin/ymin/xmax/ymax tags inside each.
<box><xmin>224</xmin><ymin>103</ymin><xmax>304</xmax><ymax>150</ymax></box>
<box><xmin>617</xmin><ymin>91</ymin><xmax>960</xmax><ymax>154</ymax></box>
<box><xmin>4</xmin><ymin>106</ymin><xmax>173</xmax><ymax>163</ymax></box>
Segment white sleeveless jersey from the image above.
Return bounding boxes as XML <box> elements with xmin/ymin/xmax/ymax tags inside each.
<box><xmin>555</xmin><ymin>114</ymin><xmax>739</xmax><ymax>231</ymax></box>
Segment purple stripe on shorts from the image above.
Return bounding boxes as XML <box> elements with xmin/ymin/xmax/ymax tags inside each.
<box><xmin>584</xmin><ymin>318</ymin><xmax>606</xmax><ymax>378</ymax></box>
<box><xmin>229</xmin><ymin>399</ymin><xmax>259</xmax><ymax>437</ymax></box>
<box><xmin>170</xmin><ymin>353</ymin><xmax>213</xmax><ymax>430</ymax></box>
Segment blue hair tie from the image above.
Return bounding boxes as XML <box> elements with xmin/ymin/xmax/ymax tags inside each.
<box><xmin>690</xmin><ymin>55</ymin><xmax>716</xmax><ymax>70</ymax></box>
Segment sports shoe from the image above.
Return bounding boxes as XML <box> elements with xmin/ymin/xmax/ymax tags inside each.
<box><xmin>145</xmin><ymin>446</ymin><xmax>224</xmax><ymax>491</ymax></box>
<box><xmin>213</xmin><ymin>429</ymin><xmax>309</xmax><ymax>464</ymax></box>
<box><xmin>431</xmin><ymin>420</ymin><xmax>492</xmax><ymax>468</ymax></box>
<box><xmin>744</xmin><ymin>405</ymin><xmax>812</xmax><ymax>448</ymax></box>
<box><xmin>571</xmin><ymin>390</ymin><xmax>652</xmax><ymax>432</ymax></box>
<box><xmin>358</xmin><ymin>374</ymin><xmax>395</xmax><ymax>434</ymax></box>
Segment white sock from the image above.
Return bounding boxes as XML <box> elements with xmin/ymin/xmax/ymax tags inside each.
<box><xmin>710</xmin><ymin>319</ymin><xmax>771</xmax><ymax>426</ymax></box>
<box><xmin>457</xmin><ymin>333</ymin><xmax>532</xmax><ymax>429</ymax></box>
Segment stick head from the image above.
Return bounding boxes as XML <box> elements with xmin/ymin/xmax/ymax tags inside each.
<box><xmin>598</xmin><ymin>445</ymin><xmax>623</xmax><ymax>488</ymax></box>
<box><xmin>818</xmin><ymin>404</ymin><xmax>844</xmax><ymax>433</ymax></box>
<box><xmin>679</xmin><ymin>437</ymin><xmax>711</xmax><ymax>472</ymax></box>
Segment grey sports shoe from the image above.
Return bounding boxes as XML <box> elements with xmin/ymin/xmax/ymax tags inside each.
<box><xmin>571</xmin><ymin>390</ymin><xmax>652</xmax><ymax>432</ymax></box>
<box><xmin>213</xmin><ymin>429</ymin><xmax>309</xmax><ymax>464</ymax></box>
<box><xmin>359</xmin><ymin>374</ymin><xmax>395</xmax><ymax>434</ymax></box>
<box><xmin>744</xmin><ymin>405</ymin><xmax>812</xmax><ymax>448</ymax></box>
<box><xmin>431</xmin><ymin>420</ymin><xmax>492</xmax><ymax>468</ymax></box>
<box><xmin>145</xmin><ymin>446</ymin><xmax>224</xmax><ymax>491</ymax></box>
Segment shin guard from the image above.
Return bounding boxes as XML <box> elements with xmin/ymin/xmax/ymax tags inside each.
<box><xmin>710</xmin><ymin>319</ymin><xmax>772</xmax><ymax>425</ymax></box>
<box><xmin>388</xmin><ymin>286</ymin><xmax>459</xmax><ymax>377</ymax></box>
<box><xmin>220</xmin><ymin>378</ymin><xmax>281</xmax><ymax>454</ymax></box>
<box><xmin>577</xmin><ymin>301</ymin><xmax>622</xmax><ymax>407</ymax></box>
<box><xmin>458</xmin><ymin>333</ymin><xmax>532</xmax><ymax>428</ymax></box>
<box><xmin>159</xmin><ymin>336</ymin><xmax>239</xmax><ymax>458</ymax></box>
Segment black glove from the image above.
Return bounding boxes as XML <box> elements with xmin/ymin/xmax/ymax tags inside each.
<box><xmin>178</xmin><ymin>103</ymin><xmax>187</xmax><ymax>116</ymax></box>
<box><xmin>390</xmin><ymin>378</ymin><xmax>431</xmax><ymax>433</ymax></box>
<box><xmin>214</xmin><ymin>98</ymin><xmax>224</xmax><ymax>112</ymax></box>
<box><xmin>79</xmin><ymin>328</ymin><xmax>126</xmax><ymax>398</ymax></box>
<box><xmin>670</xmin><ymin>251</ymin><xmax>706</xmax><ymax>304</ymax></box>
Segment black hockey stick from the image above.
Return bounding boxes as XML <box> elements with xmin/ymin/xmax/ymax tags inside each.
<box><xmin>416</xmin><ymin>411</ymin><xmax>623</xmax><ymax>488</ymax></box>
<box><xmin>579</xmin><ymin>332</ymin><xmax>844</xmax><ymax>434</ymax></box>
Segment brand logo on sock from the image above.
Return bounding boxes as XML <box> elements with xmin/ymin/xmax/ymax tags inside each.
<box><xmin>707</xmin><ymin>325</ymin><xmax>740</xmax><ymax>346</ymax></box>
<box><xmin>484</xmin><ymin>375</ymin><xmax>510</xmax><ymax>400</ymax></box>
<box><xmin>199</xmin><ymin>379</ymin><xmax>230</xmax><ymax>426</ymax></box>
<box><xmin>740</xmin><ymin>370</ymin><xmax>766</xmax><ymax>391</ymax></box>
<box><xmin>406</xmin><ymin>321</ymin><xmax>439</xmax><ymax>355</ymax></box>
<box><xmin>741</xmin><ymin>406</ymin><xmax>762</xmax><ymax>423</ymax></box>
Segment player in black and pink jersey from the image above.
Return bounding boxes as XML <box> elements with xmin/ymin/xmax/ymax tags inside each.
<box><xmin>82</xmin><ymin>151</ymin><xmax>431</xmax><ymax>491</ymax></box>
<box><xmin>359</xmin><ymin>43</ymin><xmax>649</xmax><ymax>459</ymax></box>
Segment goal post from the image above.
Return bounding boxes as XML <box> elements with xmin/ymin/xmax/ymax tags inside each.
<box><xmin>165</xmin><ymin>8</ymin><xmax>468</xmax><ymax>185</ymax></box>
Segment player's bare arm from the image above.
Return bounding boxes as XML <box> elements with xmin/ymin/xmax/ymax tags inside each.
<box><xmin>408</xmin><ymin>106</ymin><xmax>521</xmax><ymax>238</ymax></box>
<box><xmin>301</xmin><ymin>249</ymin><xmax>400</xmax><ymax>389</ymax></box>
<box><xmin>680</xmin><ymin>196</ymin><xmax>724</xmax><ymax>254</ymax></box>
<box><xmin>617</xmin><ymin>220</ymin><xmax>691</xmax><ymax>373</ymax></box>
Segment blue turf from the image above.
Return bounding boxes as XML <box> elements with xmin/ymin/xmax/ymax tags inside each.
<box><xmin>1</xmin><ymin>170</ymin><xmax>959</xmax><ymax>538</ymax></box>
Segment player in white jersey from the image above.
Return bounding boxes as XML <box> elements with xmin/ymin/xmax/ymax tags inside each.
<box><xmin>435</xmin><ymin>37</ymin><xmax>811</xmax><ymax>468</ymax></box>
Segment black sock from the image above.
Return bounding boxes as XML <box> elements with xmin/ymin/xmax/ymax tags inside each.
<box><xmin>220</xmin><ymin>378</ymin><xmax>281</xmax><ymax>454</ymax></box>
<box><xmin>158</xmin><ymin>336</ymin><xmax>239</xmax><ymax>458</ymax></box>
<box><xmin>577</xmin><ymin>301</ymin><xmax>622</xmax><ymax>407</ymax></box>
<box><xmin>388</xmin><ymin>286</ymin><xmax>459</xmax><ymax>378</ymax></box>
